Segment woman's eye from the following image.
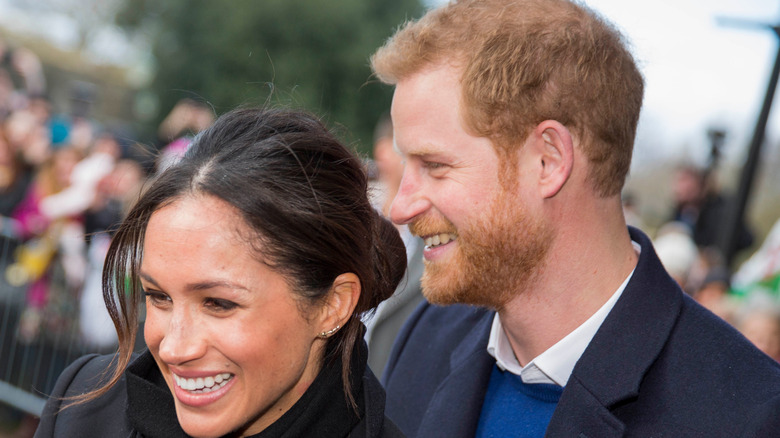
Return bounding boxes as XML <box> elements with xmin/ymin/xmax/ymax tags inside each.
<box><xmin>144</xmin><ymin>290</ymin><xmax>171</xmax><ymax>305</ymax></box>
<box><xmin>204</xmin><ymin>298</ymin><xmax>238</xmax><ymax>312</ymax></box>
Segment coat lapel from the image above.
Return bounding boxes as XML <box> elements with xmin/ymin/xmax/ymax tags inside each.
<box><xmin>415</xmin><ymin>309</ymin><xmax>495</xmax><ymax>438</ymax></box>
<box><xmin>546</xmin><ymin>227</ymin><xmax>683</xmax><ymax>437</ymax></box>
<box><xmin>545</xmin><ymin>378</ymin><xmax>626</xmax><ymax>438</ymax></box>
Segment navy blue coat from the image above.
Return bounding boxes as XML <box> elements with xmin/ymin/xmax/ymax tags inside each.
<box><xmin>382</xmin><ymin>228</ymin><xmax>780</xmax><ymax>437</ymax></box>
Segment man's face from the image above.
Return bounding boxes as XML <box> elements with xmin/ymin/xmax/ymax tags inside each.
<box><xmin>390</xmin><ymin>65</ymin><xmax>551</xmax><ymax>309</ymax></box>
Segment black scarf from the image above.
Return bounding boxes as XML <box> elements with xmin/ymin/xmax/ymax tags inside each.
<box><xmin>125</xmin><ymin>341</ymin><xmax>366</xmax><ymax>438</ymax></box>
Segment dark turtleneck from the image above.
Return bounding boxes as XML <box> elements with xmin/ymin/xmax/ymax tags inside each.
<box><xmin>125</xmin><ymin>341</ymin><xmax>367</xmax><ymax>438</ymax></box>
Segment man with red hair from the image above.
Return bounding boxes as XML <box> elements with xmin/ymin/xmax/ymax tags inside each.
<box><xmin>371</xmin><ymin>0</ymin><xmax>780</xmax><ymax>436</ymax></box>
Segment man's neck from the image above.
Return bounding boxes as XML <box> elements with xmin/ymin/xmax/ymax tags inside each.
<box><xmin>498</xmin><ymin>201</ymin><xmax>638</xmax><ymax>367</ymax></box>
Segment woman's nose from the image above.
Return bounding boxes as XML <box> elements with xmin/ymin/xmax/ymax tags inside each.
<box><xmin>156</xmin><ymin>308</ymin><xmax>207</xmax><ymax>365</ymax></box>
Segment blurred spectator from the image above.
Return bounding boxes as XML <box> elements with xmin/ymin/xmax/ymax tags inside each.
<box><xmin>364</xmin><ymin>112</ymin><xmax>425</xmax><ymax>377</ymax></box>
<box><xmin>0</xmin><ymin>42</ymin><xmax>47</xmax><ymax>111</ymax></box>
<box><xmin>5</xmin><ymin>108</ymin><xmax>53</xmax><ymax>170</ymax></box>
<box><xmin>670</xmin><ymin>165</ymin><xmax>753</xmax><ymax>255</ymax></box>
<box><xmin>654</xmin><ymin>221</ymin><xmax>699</xmax><ymax>291</ymax></box>
<box><xmin>370</xmin><ymin>112</ymin><xmax>400</xmax><ymax>217</ymax></box>
<box><xmin>11</xmin><ymin>146</ymin><xmax>82</xmax><ymax>239</ymax></box>
<box><xmin>0</xmin><ymin>125</ymin><xmax>31</xmax><ymax>221</ymax></box>
<box><xmin>737</xmin><ymin>306</ymin><xmax>780</xmax><ymax>363</ymax></box>
<box><xmin>1</xmin><ymin>45</ymin><xmax>47</xmax><ymax>97</ymax></box>
<box><xmin>38</xmin><ymin>133</ymin><xmax>117</xmax><ymax>221</ymax></box>
<box><xmin>158</xmin><ymin>98</ymin><xmax>215</xmax><ymax>144</ymax></box>
<box><xmin>80</xmin><ymin>157</ymin><xmax>144</xmax><ymax>351</ymax></box>
<box><xmin>693</xmin><ymin>266</ymin><xmax>737</xmax><ymax>324</ymax></box>
<box><xmin>156</xmin><ymin>99</ymin><xmax>214</xmax><ymax>173</ymax></box>
<box><xmin>7</xmin><ymin>146</ymin><xmax>84</xmax><ymax>341</ymax></box>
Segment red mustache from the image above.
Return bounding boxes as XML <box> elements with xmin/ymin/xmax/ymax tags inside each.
<box><xmin>409</xmin><ymin>215</ymin><xmax>458</xmax><ymax>238</ymax></box>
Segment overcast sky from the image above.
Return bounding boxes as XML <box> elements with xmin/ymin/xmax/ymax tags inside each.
<box><xmin>582</xmin><ymin>0</ymin><xmax>780</xmax><ymax>168</ymax></box>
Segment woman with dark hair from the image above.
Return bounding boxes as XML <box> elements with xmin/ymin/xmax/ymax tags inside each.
<box><xmin>35</xmin><ymin>107</ymin><xmax>408</xmax><ymax>438</ymax></box>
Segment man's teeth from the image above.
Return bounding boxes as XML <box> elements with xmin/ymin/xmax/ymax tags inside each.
<box><xmin>424</xmin><ymin>233</ymin><xmax>457</xmax><ymax>248</ymax></box>
<box><xmin>174</xmin><ymin>373</ymin><xmax>232</xmax><ymax>393</ymax></box>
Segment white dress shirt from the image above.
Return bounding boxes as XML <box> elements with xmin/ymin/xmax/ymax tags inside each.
<box><xmin>487</xmin><ymin>241</ymin><xmax>641</xmax><ymax>386</ymax></box>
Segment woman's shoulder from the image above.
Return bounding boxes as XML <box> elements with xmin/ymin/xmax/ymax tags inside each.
<box><xmin>379</xmin><ymin>418</ymin><xmax>406</xmax><ymax>438</ymax></box>
<box><xmin>34</xmin><ymin>353</ymin><xmax>134</xmax><ymax>438</ymax></box>
<box><xmin>349</xmin><ymin>415</ymin><xmax>406</xmax><ymax>438</ymax></box>
<box><xmin>52</xmin><ymin>354</ymin><xmax>128</xmax><ymax>397</ymax></box>
<box><xmin>351</xmin><ymin>364</ymin><xmax>407</xmax><ymax>438</ymax></box>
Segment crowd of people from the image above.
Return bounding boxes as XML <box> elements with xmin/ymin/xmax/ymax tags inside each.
<box><xmin>1</xmin><ymin>1</ymin><xmax>780</xmax><ymax>435</ymax></box>
<box><xmin>0</xmin><ymin>39</ymin><xmax>148</xmax><ymax>354</ymax></box>
<box><xmin>646</xmin><ymin>165</ymin><xmax>780</xmax><ymax>362</ymax></box>
<box><xmin>0</xmin><ymin>37</ymin><xmax>223</xmax><ymax>355</ymax></box>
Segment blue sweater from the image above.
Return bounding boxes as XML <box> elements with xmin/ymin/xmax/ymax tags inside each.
<box><xmin>476</xmin><ymin>364</ymin><xmax>564</xmax><ymax>438</ymax></box>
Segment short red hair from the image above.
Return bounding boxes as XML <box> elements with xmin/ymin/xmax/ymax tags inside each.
<box><xmin>371</xmin><ymin>0</ymin><xmax>644</xmax><ymax>197</ymax></box>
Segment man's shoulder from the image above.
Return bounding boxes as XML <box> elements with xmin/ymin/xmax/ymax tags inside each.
<box><xmin>383</xmin><ymin>302</ymin><xmax>496</xmax><ymax>438</ymax></box>
<box><xmin>625</xmin><ymin>296</ymin><xmax>780</xmax><ymax>435</ymax></box>
<box><xmin>671</xmin><ymin>295</ymin><xmax>780</xmax><ymax>390</ymax></box>
<box><xmin>411</xmin><ymin>302</ymin><xmax>492</xmax><ymax>331</ymax></box>
<box><xmin>394</xmin><ymin>302</ymin><xmax>493</xmax><ymax>354</ymax></box>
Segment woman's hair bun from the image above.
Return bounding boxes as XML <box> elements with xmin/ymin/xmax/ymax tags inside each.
<box><xmin>369</xmin><ymin>210</ymin><xmax>407</xmax><ymax>307</ymax></box>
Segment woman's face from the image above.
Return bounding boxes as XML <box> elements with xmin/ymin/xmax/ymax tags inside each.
<box><xmin>141</xmin><ymin>195</ymin><xmax>325</xmax><ymax>438</ymax></box>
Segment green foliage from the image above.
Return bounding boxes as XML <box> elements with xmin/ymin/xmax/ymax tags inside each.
<box><xmin>118</xmin><ymin>0</ymin><xmax>424</xmax><ymax>154</ymax></box>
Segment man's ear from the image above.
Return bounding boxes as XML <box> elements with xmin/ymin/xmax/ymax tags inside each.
<box><xmin>531</xmin><ymin>120</ymin><xmax>574</xmax><ymax>199</ymax></box>
<box><xmin>317</xmin><ymin>273</ymin><xmax>361</xmax><ymax>338</ymax></box>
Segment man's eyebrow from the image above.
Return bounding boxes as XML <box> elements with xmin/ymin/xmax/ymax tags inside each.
<box><xmin>393</xmin><ymin>136</ymin><xmax>443</xmax><ymax>158</ymax></box>
<box><xmin>404</xmin><ymin>145</ymin><xmax>448</xmax><ymax>159</ymax></box>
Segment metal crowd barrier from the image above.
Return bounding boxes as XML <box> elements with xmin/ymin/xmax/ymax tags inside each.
<box><xmin>0</xmin><ymin>230</ymin><xmax>100</xmax><ymax>417</ymax></box>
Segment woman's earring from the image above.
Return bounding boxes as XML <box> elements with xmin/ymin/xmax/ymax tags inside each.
<box><xmin>319</xmin><ymin>325</ymin><xmax>341</xmax><ymax>338</ymax></box>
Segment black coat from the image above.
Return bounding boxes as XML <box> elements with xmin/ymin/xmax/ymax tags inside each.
<box><xmin>35</xmin><ymin>340</ymin><xmax>403</xmax><ymax>438</ymax></box>
<box><xmin>382</xmin><ymin>227</ymin><xmax>780</xmax><ymax>437</ymax></box>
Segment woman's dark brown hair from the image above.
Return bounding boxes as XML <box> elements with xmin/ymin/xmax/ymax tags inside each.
<box><xmin>85</xmin><ymin>107</ymin><xmax>407</xmax><ymax>410</ymax></box>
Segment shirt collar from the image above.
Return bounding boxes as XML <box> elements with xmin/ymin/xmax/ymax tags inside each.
<box><xmin>487</xmin><ymin>240</ymin><xmax>641</xmax><ymax>386</ymax></box>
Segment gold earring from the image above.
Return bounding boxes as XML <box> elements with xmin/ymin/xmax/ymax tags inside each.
<box><xmin>319</xmin><ymin>325</ymin><xmax>341</xmax><ymax>338</ymax></box>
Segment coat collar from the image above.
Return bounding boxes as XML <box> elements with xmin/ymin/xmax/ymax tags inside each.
<box><xmin>126</xmin><ymin>338</ymin><xmax>379</xmax><ymax>438</ymax></box>
<box><xmin>546</xmin><ymin>227</ymin><xmax>683</xmax><ymax>437</ymax></box>
<box><xmin>415</xmin><ymin>306</ymin><xmax>495</xmax><ymax>438</ymax></box>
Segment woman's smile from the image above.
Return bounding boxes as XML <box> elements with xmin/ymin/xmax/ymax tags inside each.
<box><xmin>170</xmin><ymin>370</ymin><xmax>237</xmax><ymax>408</ymax></box>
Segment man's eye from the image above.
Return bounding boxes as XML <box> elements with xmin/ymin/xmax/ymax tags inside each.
<box><xmin>423</xmin><ymin>161</ymin><xmax>446</xmax><ymax>170</ymax></box>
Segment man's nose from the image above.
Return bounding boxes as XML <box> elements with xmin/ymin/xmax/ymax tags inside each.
<box><xmin>389</xmin><ymin>169</ymin><xmax>430</xmax><ymax>225</ymax></box>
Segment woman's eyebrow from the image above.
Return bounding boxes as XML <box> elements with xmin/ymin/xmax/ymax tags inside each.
<box><xmin>186</xmin><ymin>280</ymin><xmax>249</xmax><ymax>292</ymax></box>
<box><xmin>139</xmin><ymin>272</ymin><xmax>248</xmax><ymax>292</ymax></box>
<box><xmin>139</xmin><ymin>272</ymin><xmax>160</xmax><ymax>288</ymax></box>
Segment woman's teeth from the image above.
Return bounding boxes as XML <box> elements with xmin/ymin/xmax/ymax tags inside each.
<box><xmin>425</xmin><ymin>233</ymin><xmax>457</xmax><ymax>249</ymax></box>
<box><xmin>174</xmin><ymin>373</ymin><xmax>232</xmax><ymax>393</ymax></box>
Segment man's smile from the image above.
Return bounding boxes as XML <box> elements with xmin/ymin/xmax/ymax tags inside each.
<box><xmin>422</xmin><ymin>233</ymin><xmax>458</xmax><ymax>249</ymax></box>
